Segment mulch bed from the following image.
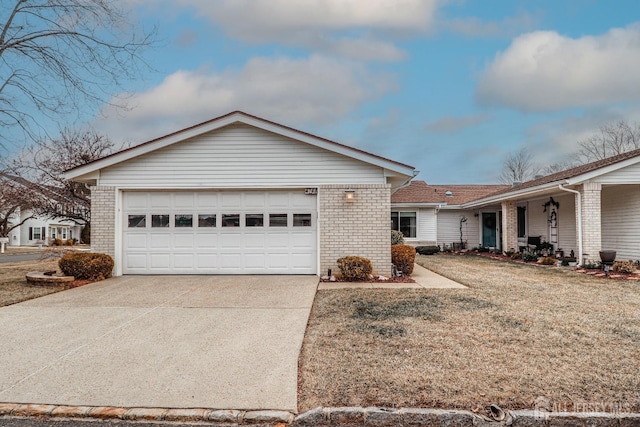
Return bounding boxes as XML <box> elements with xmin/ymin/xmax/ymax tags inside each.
<box><xmin>447</xmin><ymin>251</ymin><xmax>640</xmax><ymax>281</ymax></box>
<box><xmin>321</xmin><ymin>275</ymin><xmax>415</xmax><ymax>283</ymax></box>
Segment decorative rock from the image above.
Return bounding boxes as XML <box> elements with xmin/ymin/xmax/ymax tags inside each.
<box><xmin>50</xmin><ymin>406</ymin><xmax>92</xmax><ymax>418</ymax></box>
<box><xmin>12</xmin><ymin>404</ymin><xmax>57</xmax><ymax>417</ymax></box>
<box><xmin>293</xmin><ymin>407</ymin><xmax>330</xmax><ymax>426</ymax></box>
<box><xmin>163</xmin><ymin>408</ymin><xmax>208</xmax><ymax>422</ymax></box>
<box><xmin>364</xmin><ymin>407</ymin><xmax>399</xmax><ymax>426</ymax></box>
<box><xmin>401</xmin><ymin>408</ymin><xmax>440</xmax><ymax>426</ymax></box>
<box><xmin>88</xmin><ymin>406</ymin><xmax>128</xmax><ymax>419</ymax></box>
<box><xmin>0</xmin><ymin>403</ymin><xmax>19</xmax><ymax>416</ymax></box>
<box><xmin>123</xmin><ymin>407</ymin><xmax>167</xmax><ymax>421</ymax></box>
<box><xmin>378</xmin><ymin>275</ymin><xmax>389</xmax><ymax>281</ymax></box>
<box><xmin>206</xmin><ymin>409</ymin><xmax>243</xmax><ymax>423</ymax></box>
<box><xmin>242</xmin><ymin>410</ymin><xmax>294</xmax><ymax>424</ymax></box>
<box><xmin>329</xmin><ymin>407</ymin><xmax>365</xmax><ymax>425</ymax></box>
<box><xmin>329</xmin><ymin>276</ymin><xmax>337</xmax><ymax>282</ymax></box>
<box><xmin>321</xmin><ymin>275</ymin><xmax>330</xmax><ymax>281</ymax></box>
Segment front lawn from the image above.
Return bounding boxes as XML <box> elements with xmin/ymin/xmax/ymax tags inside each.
<box><xmin>298</xmin><ymin>254</ymin><xmax>640</xmax><ymax>413</ymax></box>
<box><xmin>0</xmin><ymin>259</ymin><xmax>65</xmax><ymax>306</ymax></box>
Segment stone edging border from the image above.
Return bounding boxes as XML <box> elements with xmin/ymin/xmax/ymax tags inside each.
<box><xmin>2</xmin><ymin>403</ymin><xmax>640</xmax><ymax>426</ymax></box>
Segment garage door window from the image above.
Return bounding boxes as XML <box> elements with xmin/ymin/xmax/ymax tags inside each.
<box><xmin>152</xmin><ymin>214</ymin><xmax>170</xmax><ymax>227</ymax></box>
<box><xmin>198</xmin><ymin>214</ymin><xmax>216</xmax><ymax>227</ymax></box>
<box><xmin>269</xmin><ymin>213</ymin><xmax>288</xmax><ymax>227</ymax></box>
<box><xmin>128</xmin><ymin>215</ymin><xmax>146</xmax><ymax>228</ymax></box>
<box><xmin>293</xmin><ymin>213</ymin><xmax>312</xmax><ymax>226</ymax></box>
<box><xmin>175</xmin><ymin>214</ymin><xmax>193</xmax><ymax>228</ymax></box>
<box><xmin>246</xmin><ymin>214</ymin><xmax>264</xmax><ymax>227</ymax></box>
<box><xmin>222</xmin><ymin>214</ymin><xmax>240</xmax><ymax>227</ymax></box>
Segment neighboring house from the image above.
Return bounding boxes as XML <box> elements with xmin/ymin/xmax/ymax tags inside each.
<box><xmin>64</xmin><ymin>111</ymin><xmax>416</xmax><ymax>276</ymax></box>
<box><xmin>8</xmin><ymin>208</ymin><xmax>82</xmax><ymax>247</ymax></box>
<box><xmin>391</xmin><ymin>181</ymin><xmax>508</xmax><ymax>248</ymax></box>
<box><xmin>394</xmin><ymin>149</ymin><xmax>640</xmax><ymax>263</ymax></box>
<box><xmin>0</xmin><ymin>174</ymin><xmax>83</xmax><ymax>247</ymax></box>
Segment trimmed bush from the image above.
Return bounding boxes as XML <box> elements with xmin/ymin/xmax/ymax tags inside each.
<box><xmin>52</xmin><ymin>238</ymin><xmax>63</xmax><ymax>246</ymax></box>
<box><xmin>416</xmin><ymin>245</ymin><xmax>440</xmax><ymax>255</ymax></box>
<box><xmin>59</xmin><ymin>252</ymin><xmax>114</xmax><ymax>281</ymax></box>
<box><xmin>391</xmin><ymin>244</ymin><xmax>416</xmax><ymax>275</ymax></box>
<box><xmin>65</xmin><ymin>238</ymin><xmax>74</xmax><ymax>246</ymax></box>
<box><xmin>521</xmin><ymin>253</ymin><xmax>539</xmax><ymax>263</ymax></box>
<box><xmin>612</xmin><ymin>260</ymin><xmax>636</xmax><ymax>274</ymax></box>
<box><xmin>337</xmin><ymin>256</ymin><xmax>373</xmax><ymax>281</ymax></box>
<box><xmin>391</xmin><ymin>230</ymin><xmax>404</xmax><ymax>245</ymax></box>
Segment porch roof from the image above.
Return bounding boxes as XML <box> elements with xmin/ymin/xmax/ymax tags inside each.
<box><xmin>391</xmin><ymin>180</ymin><xmax>509</xmax><ymax>205</ymax></box>
<box><xmin>462</xmin><ymin>148</ymin><xmax>640</xmax><ymax>208</ymax></box>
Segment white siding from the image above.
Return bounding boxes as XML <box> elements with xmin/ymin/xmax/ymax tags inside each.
<box><xmin>417</xmin><ymin>208</ymin><xmax>437</xmax><ymax>242</ymax></box>
<box><xmin>99</xmin><ymin>124</ymin><xmax>385</xmax><ymax>188</ymax></box>
<box><xmin>593</xmin><ymin>162</ymin><xmax>640</xmax><ymax>184</ymax></box>
<box><xmin>437</xmin><ymin>210</ymin><xmax>479</xmax><ymax>247</ymax></box>
<box><xmin>556</xmin><ymin>194</ymin><xmax>577</xmax><ymax>255</ymax></box>
<box><xmin>527</xmin><ymin>197</ymin><xmax>548</xmax><ymax>240</ymax></box>
<box><xmin>602</xmin><ymin>184</ymin><xmax>640</xmax><ymax>260</ymax></box>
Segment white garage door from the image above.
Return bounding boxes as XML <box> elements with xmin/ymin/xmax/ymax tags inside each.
<box><xmin>122</xmin><ymin>190</ymin><xmax>317</xmax><ymax>274</ymax></box>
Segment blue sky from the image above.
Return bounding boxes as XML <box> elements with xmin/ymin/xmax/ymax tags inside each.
<box><xmin>37</xmin><ymin>1</ymin><xmax>640</xmax><ymax>183</ymax></box>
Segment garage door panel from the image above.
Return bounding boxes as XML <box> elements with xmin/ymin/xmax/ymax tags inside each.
<box><xmin>123</xmin><ymin>190</ymin><xmax>316</xmax><ymax>274</ymax></box>
<box><xmin>149</xmin><ymin>234</ymin><xmax>171</xmax><ymax>249</ymax></box>
<box><xmin>173</xmin><ymin>254</ymin><xmax>195</xmax><ymax>269</ymax></box>
<box><xmin>173</xmin><ymin>234</ymin><xmax>194</xmax><ymax>248</ymax></box>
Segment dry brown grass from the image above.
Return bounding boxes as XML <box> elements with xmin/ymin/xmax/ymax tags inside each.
<box><xmin>298</xmin><ymin>254</ymin><xmax>640</xmax><ymax>413</ymax></box>
<box><xmin>0</xmin><ymin>259</ymin><xmax>65</xmax><ymax>307</ymax></box>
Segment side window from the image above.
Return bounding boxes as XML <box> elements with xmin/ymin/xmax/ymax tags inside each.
<box><xmin>198</xmin><ymin>214</ymin><xmax>216</xmax><ymax>227</ymax></box>
<box><xmin>151</xmin><ymin>214</ymin><xmax>170</xmax><ymax>228</ymax></box>
<box><xmin>128</xmin><ymin>215</ymin><xmax>146</xmax><ymax>228</ymax></box>
<box><xmin>293</xmin><ymin>214</ymin><xmax>312</xmax><ymax>227</ymax></box>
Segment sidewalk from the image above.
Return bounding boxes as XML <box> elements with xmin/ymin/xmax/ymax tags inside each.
<box><xmin>318</xmin><ymin>263</ymin><xmax>467</xmax><ymax>290</ymax></box>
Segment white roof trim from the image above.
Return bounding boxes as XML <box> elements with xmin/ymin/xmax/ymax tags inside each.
<box><xmin>64</xmin><ymin>111</ymin><xmax>415</xmax><ymax>181</ymax></box>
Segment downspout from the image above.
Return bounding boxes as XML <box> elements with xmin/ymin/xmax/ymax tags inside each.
<box><xmin>558</xmin><ymin>183</ymin><xmax>582</xmax><ymax>265</ymax></box>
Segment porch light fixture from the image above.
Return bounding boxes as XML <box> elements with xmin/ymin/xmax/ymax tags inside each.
<box><xmin>344</xmin><ymin>189</ymin><xmax>356</xmax><ymax>202</ymax></box>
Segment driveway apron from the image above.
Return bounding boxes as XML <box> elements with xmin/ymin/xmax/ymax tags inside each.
<box><xmin>0</xmin><ymin>275</ymin><xmax>319</xmax><ymax>412</ymax></box>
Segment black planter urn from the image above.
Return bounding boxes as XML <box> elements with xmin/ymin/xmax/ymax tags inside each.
<box><xmin>599</xmin><ymin>250</ymin><xmax>617</xmax><ymax>264</ymax></box>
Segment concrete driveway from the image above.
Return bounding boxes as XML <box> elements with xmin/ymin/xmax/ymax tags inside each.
<box><xmin>0</xmin><ymin>275</ymin><xmax>318</xmax><ymax>412</ymax></box>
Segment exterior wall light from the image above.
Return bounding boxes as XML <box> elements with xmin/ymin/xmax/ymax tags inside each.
<box><xmin>344</xmin><ymin>189</ymin><xmax>355</xmax><ymax>202</ymax></box>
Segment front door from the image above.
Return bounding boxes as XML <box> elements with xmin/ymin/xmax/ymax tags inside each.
<box><xmin>482</xmin><ymin>212</ymin><xmax>497</xmax><ymax>247</ymax></box>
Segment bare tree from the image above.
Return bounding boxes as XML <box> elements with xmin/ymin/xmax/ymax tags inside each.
<box><xmin>10</xmin><ymin>130</ymin><xmax>117</xmax><ymax>242</ymax></box>
<box><xmin>0</xmin><ymin>0</ymin><xmax>154</xmax><ymax>144</ymax></box>
<box><xmin>499</xmin><ymin>147</ymin><xmax>540</xmax><ymax>184</ymax></box>
<box><xmin>575</xmin><ymin>121</ymin><xmax>640</xmax><ymax>163</ymax></box>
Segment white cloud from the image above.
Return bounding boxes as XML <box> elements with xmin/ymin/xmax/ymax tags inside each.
<box><xmin>477</xmin><ymin>25</ymin><xmax>640</xmax><ymax>111</ymax></box>
<box><xmin>442</xmin><ymin>12</ymin><xmax>538</xmax><ymax>39</ymax></box>
<box><xmin>425</xmin><ymin>114</ymin><xmax>491</xmax><ymax>133</ymax></box>
<box><xmin>170</xmin><ymin>0</ymin><xmax>437</xmax><ymax>61</ymax></box>
<box><xmin>94</xmin><ymin>55</ymin><xmax>396</xmax><ymax>144</ymax></box>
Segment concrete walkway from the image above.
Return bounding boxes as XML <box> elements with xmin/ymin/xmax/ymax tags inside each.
<box><xmin>318</xmin><ymin>263</ymin><xmax>466</xmax><ymax>289</ymax></box>
<box><xmin>0</xmin><ymin>275</ymin><xmax>318</xmax><ymax>412</ymax></box>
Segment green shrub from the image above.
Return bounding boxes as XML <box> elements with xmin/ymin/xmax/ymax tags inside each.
<box><xmin>391</xmin><ymin>244</ymin><xmax>416</xmax><ymax>275</ymax></box>
<box><xmin>391</xmin><ymin>230</ymin><xmax>404</xmax><ymax>245</ymax></box>
<box><xmin>416</xmin><ymin>245</ymin><xmax>440</xmax><ymax>255</ymax></box>
<box><xmin>59</xmin><ymin>252</ymin><xmax>114</xmax><ymax>281</ymax></box>
<box><xmin>337</xmin><ymin>256</ymin><xmax>373</xmax><ymax>281</ymax></box>
<box><xmin>612</xmin><ymin>260</ymin><xmax>636</xmax><ymax>274</ymax></box>
<box><xmin>521</xmin><ymin>253</ymin><xmax>539</xmax><ymax>262</ymax></box>
<box><xmin>539</xmin><ymin>256</ymin><xmax>557</xmax><ymax>266</ymax></box>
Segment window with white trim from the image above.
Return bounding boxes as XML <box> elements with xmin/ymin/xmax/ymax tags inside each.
<box><xmin>391</xmin><ymin>212</ymin><xmax>416</xmax><ymax>238</ymax></box>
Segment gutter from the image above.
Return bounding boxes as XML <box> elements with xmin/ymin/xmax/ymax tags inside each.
<box><xmin>558</xmin><ymin>183</ymin><xmax>583</xmax><ymax>265</ymax></box>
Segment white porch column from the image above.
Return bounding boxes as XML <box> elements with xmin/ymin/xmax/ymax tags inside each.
<box><xmin>580</xmin><ymin>182</ymin><xmax>602</xmax><ymax>262</ymax></box>
<box><xmin>501</xmin><ymin>200</ymin><xmax>518</xmax><ymax>253</ymax></box>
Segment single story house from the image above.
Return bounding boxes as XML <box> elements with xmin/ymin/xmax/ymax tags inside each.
<box><xmin>393</xmin><ymin>149</ymin><xmax>640</xmax><ymax>264</ymax></box>
<box><xmin>64</xmin><ymin>111</ymin><xmax>416</xmax><ymax>276</ymax></box>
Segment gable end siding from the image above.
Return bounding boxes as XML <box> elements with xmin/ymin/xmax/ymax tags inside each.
<box><xmin>98</xmin><ymin>124</ymin><xmax>385</xmax><ymax>188</ymax></box>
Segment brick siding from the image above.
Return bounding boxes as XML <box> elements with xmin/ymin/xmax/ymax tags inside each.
<box><xmin>580</xmin><ymin>182</ymin><xmax>602</xmax><ymax>261</ymax></box>
<box><xmin>319</xmin><ymin>184</ymin><xmax>391</xmax><ymax>276</ymax></box>
<box><xmin>501</xmin><ymin>200</ymin><xmax>518</xmax><ymax>252</ymax></box>
<box><xmin>90</xmin><ymin>186</ymin><xmax>116</xmax><ymax>260</ymax></box>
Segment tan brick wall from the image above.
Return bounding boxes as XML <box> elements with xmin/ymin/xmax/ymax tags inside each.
<box><xmin>319</xmin><ymin>184</ymin><xmax>391</xmax><ymax>276</ymax></box>
<box><xmin>501</xmin><ymin>200</ymin><xmax>518</xmax><ymax>252</ymax></box>
<box><xmin>580</xmin><ymin>182</ymin><xmax>602</xmax><ymax>261</ymax></box>
<box><xmin>90</xmin><ymin>186</ymin><xmax>116</xmax><ymax>260</ymax></box>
